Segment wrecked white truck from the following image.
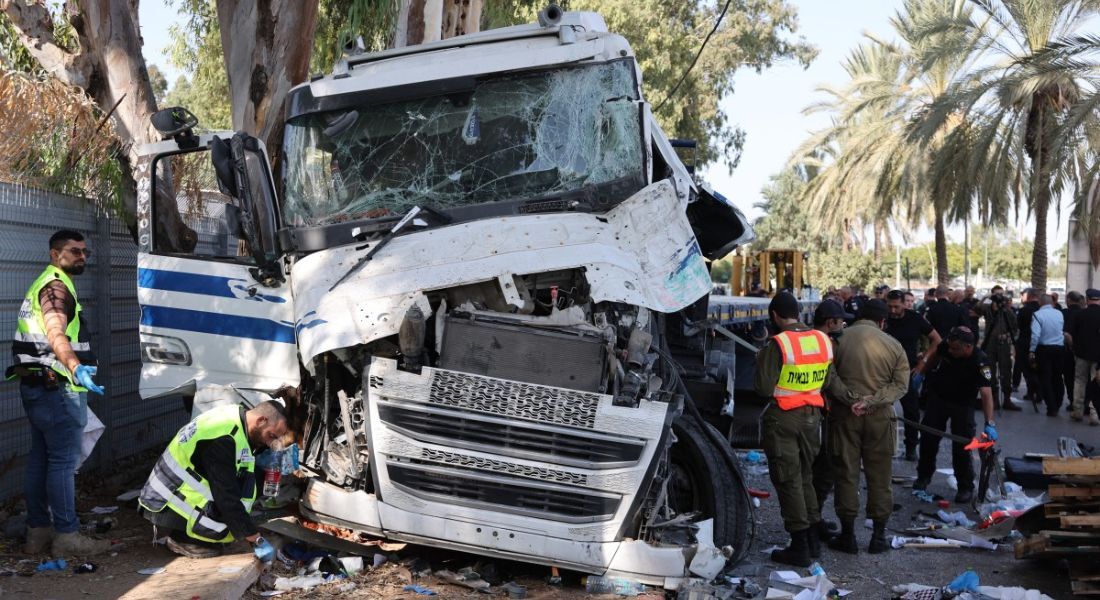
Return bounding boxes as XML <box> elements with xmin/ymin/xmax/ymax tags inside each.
<box><xmin>134</xmin><ymin>6</ymin><xmax>756</xmax><ymax>587</ymax></box>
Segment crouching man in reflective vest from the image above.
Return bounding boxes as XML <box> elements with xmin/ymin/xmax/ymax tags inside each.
<box><xmin>754</xmin><ymin>292</ymin><xmax>845</xmax><ymax>567</ymax></box>
<box><xmin>139</xmin><ymin>401</ymin><xmax>288</xmax><ymax>561</ymax></box>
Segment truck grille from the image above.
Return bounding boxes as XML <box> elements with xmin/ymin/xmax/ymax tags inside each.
<box><xmin>377</xmin><ymin>403</ymin><xmax>644</xmax><ymax>468</ymax></box>
<box><xmin>387</xmin><ymin>463</ymin><xmax>620</xmax><ymax>522</ymax></box>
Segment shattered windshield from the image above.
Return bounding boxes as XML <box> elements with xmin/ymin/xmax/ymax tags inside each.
<box><xmin>282</xmin><ymin>60</ymin><xmax>643</xmax><ymax>227</ymax></box>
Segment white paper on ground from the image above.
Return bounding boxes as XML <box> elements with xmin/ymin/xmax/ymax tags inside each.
<box><xmin>79</xmin><ymin>408</ymin><xmax>105</xmax><ymax>468</ymax></box>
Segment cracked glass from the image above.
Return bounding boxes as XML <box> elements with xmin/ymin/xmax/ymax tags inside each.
<box><xmin>282</xmin><ymin>60</ymin><xmax>643</xmax><ymax>227</ymax></box>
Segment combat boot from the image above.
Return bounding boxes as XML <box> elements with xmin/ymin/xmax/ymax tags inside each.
<box><xmin>827</xmin><ymin>519</ymin><xmax>858</xmax><ymax>555</ymax></box>
<box><xmin>806</xmin><ymin>522</ymin><xmax>821</xmax><ymax>559</ymax></box>
<box><xmin>771</xmin><ymin>528</ymin><xmax>812</xmax><ymax>567</ymax></box>
<box><xmin>51</xmin><ymin>531</ymin><xmax>109</xmax><ymax>557</ymax></box>
<box><xmin>23</xmin><ymin>527</ymin><xmax>52</xmax><ymax>554</ymax></box>
<box><xmin>867</xmin><ymin>521</ymin><xmax>889</xmax><ymax>554</ymax></box>
<box><xmin>815</xmin><ymin>519</ymin><xmax>837</xmax><ymax>542</ymax></box>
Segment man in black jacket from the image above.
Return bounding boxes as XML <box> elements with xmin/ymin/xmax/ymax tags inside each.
<box><xmin>1014</xmin><ymin>289</ymin><xmax>1041</xmax><ymax>404</ymax></box>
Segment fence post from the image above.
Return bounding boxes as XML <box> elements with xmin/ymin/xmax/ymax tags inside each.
<box><xmin>94</xmin><ymin>208</ymin><xmax>114</xmax><ymax>467</ymax></box>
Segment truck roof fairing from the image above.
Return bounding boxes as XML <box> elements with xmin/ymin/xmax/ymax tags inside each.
<box><xmin>286</xmin><ymin>12</ymin><xmax>636</xmax><ymax>121</ymax></box>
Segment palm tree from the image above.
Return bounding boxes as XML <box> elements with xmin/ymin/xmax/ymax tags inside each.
<box><xmin>791</xmin><ymin>0</ymin><xmax>989</xmax><ymax>283</ymax></box>
<box><xmin>911</xmin><ymin>0</ymin><xmax>1100</xmax><ymax>290</ymax></box>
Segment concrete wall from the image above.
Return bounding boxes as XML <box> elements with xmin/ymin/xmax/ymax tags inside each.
<box><xmin>0</xmin><ymin>183</ymin><xmax>187</xmax><ymax>500</ymax></box>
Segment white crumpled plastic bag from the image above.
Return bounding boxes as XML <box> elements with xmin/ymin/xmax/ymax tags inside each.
<box><xmin>78</xmin><ymin>408</ymin><xmax>105</xmax><ymax>469</ymax></box>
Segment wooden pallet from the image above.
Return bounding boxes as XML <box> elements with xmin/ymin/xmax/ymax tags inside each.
<box><xmin>1017</xmin><ymin>459</ymin><xmax>1100</xmax><ymax>595</ymax></box>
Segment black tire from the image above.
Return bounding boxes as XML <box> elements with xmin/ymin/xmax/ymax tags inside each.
<box><xmin>667</xmin><ymin>415</ymin><xmax>753</xmax><ymax>555</ymax></box>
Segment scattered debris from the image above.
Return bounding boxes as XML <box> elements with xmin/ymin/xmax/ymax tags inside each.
<box><xmin>73</xmin><ymin>562</ymin><xmax>97</xmax><ymax>574</ymax></box>
<box><xmin>137</xmin><ymin>567</ymin><xmax>166</xmax><ymax>575</ymax></box>
<box><xmin>90</xmin><ymin>506</ymin><xmax>119</xmax><ymax>514</ymax></box>
<box><xmin>583</xmin><ymin>575</ymin><xmax>647</xmax><ymax>596</ymax></box>
<box><xmin>502</xmin><ymin>581</ymin><xmax>528</xmax><ymax>598</ymax></box>
<box><xmin>911</xmin><ymin>489</ymin><xmax>937</xmax><ymax>503</ymax></box>
<box><xmin>765</xmin><ymin>569</ymin><xmax>848</xmax><ymax>599</ymax></box>
<box><xmin>403</xmin><ymin>584</ymin><xmax>438</xmax><ymax>595</ymax></box>
<box><xmin>435</xmin><ymin>568</ymin><xmax>491</xmax><ymax>591</ymax></box>
<box><xmin>35</xmin><ymin>559</ymin><xmax>66</xmax><ymax>572</ymax></box>
<box><xmin>936</xmin><ymin>510</ymin><xmax>976</xmax><ymax>528</ymax></box>
<box><xmin>116</xmin><ymin>489</ymin><xmax>141</xmax><ymax>503</ymax></box>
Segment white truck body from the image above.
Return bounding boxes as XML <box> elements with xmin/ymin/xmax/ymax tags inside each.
<box><xmin>135</xmin><ymin>10</ymin><xmax>753</xmax><ymax>587</ymax></box>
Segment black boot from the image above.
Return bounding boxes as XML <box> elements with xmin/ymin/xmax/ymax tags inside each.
<box><xmin>771</xmin><ymin>528</ymin><xmax>812</xmax><ymax>567</ymax></box>
<box><xmin>807</xmin><ymin>522</ymin><xmax>821</xmax><ymax>559</ymax></box>
<box><xmin>868</xmin><ymin>521</ymin><xmax>889</xmax><ymax>554</ymax></box>
<box><xmin>827</xmin><ymin>519</ymin><xmax>858</xmax><ymax>555</ymax></box>
<box><xmin>815</xmin><ymin>519</ymin><xmax>837</xmax><ymax>542</ymax></box>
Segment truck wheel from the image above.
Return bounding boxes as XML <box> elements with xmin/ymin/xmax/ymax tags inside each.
<box><xmin>667</xmin><ymin>415</ymin><xmax>751</xmax><ymax>553</ymax></box>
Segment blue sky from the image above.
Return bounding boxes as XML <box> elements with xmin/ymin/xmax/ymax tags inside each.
<box><xmin>137</xmin><ymin>0</ymin><xmax>1066</xmax><ymax>255</ymax></box>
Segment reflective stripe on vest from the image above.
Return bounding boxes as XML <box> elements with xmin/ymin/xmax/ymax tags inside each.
<box><xmin>138</xmin><ymin>405</ymin><xmax>256</xmax><ymax>543</ymax></box>
<box><xmin>6</xmin><ymin>265</ymin><xmax>97</xmax><ymax>390</ymax></box>
<box><xmin>772</xmin><ymin>329</ymin><xmax>833</xmax><ymax>410</ymax></box>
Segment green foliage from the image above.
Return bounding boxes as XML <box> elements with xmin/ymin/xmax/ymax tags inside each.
<box><xmin>0</xmin><ymin>13</ymin><xmax>42</xmax><ymax>74</ymax></box>
<box><xmin>570</xmin><ymin>0</ymin><xmax>815</xmax><ymax>172</ymax></box>
<box><xmin>311</xmin><ymin>0</ymin><xmax>400</xmax><ymax>73</ymax></box>
<box><xmin>147</xmin><ymin>65</ymin><xmax>169</xmax><ymax>106</ymax></box>
<box><xmin>750</xmin><ymin>170</ymin><xmax>832</xmax><ymax>251</ymax></box>
<box><xmin>164</xmin><ymin>0</ymin><xmax>231</xmax><ymax>129</ymax></box>
<box><xmin>710</xmin><ymin>257</ymin><xmax>732</xmax><ymax>283</ymax></box>
<box><xmin>809</xmin><ymin>250</ymin><xmax>889</xmax><ymax>290</ymax></box>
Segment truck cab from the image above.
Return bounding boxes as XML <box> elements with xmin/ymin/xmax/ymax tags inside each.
<box><xmin>135</xmin><ymin>8</ymin><xmax>755</xmax><ymax>587</ymax></box>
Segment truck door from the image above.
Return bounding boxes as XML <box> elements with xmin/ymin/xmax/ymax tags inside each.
<box><xmin>136</xmin><ymin>130</ymin><xmax>298</xmax><ymax>403</ymax></box>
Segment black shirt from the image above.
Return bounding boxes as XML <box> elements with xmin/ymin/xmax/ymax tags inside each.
<box><xmin>925</xmin><ymin>341</ymin><xmax>993</xmax><ymax>404</ymax></box>
<box><xmin>1016</xmin><ymin>301</ymin><xmax>1040</xmax><ymax>349</ymax></box>
<box><xmin>1070</xmin><ymin>304</ymin><xmax>1100</xmax><ymax>362</ymax></box>
<box><xmin>927</xmin><ymin>299</ymin><xmax>967</xmax><ymax>339</ymax></box>
<box><xmin>191</xmin><ymin>406</ymin><xmax>259</xmax><ymax>539</ymax></box>
<box><xmin>884</xmin><ymin>309</ymin><xmax>934</xmax><ymax>367</ymax></box>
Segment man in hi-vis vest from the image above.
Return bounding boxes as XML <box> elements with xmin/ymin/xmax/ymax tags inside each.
<box><xmin>754</xmin><ymin>292</ymin><xmax>844</xmax><ymax>567</ymax></box>
<box><xmin>139</xmin><ymin>401</ymin><xmax>287</xmax><ymax>561</ymax></box>
<box><xmin>6</xmin><ymin>230</ymin><xmax>108</xmax><ymax>557</ymax></box>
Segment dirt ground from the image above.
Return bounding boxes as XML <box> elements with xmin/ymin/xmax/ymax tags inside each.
<box><xmin>0</xmin><ymin>387</ymin><xmax>1091</xmax><ymax>599</ymax></box>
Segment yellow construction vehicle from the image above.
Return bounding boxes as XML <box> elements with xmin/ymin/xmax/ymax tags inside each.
<box><xmin>729</xmin><ymin>249</ymin><xmax>809</xmax><ymax>298</ymax></box>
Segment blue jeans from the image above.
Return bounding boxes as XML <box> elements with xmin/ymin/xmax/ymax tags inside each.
<box><xmin>21</xmin><ymin>383</ymin><xmax>86</xmax><ymax>533</ymax></box>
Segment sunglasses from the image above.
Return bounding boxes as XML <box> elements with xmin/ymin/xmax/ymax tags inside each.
<box><xmin>64</xmin><ymin>247</ymin><xmax>92</xmax><ymax>257</ymax></box>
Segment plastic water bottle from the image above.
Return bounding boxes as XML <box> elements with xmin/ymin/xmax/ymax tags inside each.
<box><xmin>583</xmin><ymin>575</ymin><xmax>646</xmax><ymax>596</ymax></box>
<box><xmin>808</xmin><ymin>562</ymin><xmax>825</xmax><ymax>577</ymax></box>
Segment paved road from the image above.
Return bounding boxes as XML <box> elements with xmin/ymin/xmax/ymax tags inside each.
<box><xmin>737</xmin><ymin>387</ymin><xmax>1096</xmax><ymax>600</ymax></box>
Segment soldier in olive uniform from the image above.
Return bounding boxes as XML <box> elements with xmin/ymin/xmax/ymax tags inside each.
<box><xmin>827</xmin><ymin>300</ymin><xmax>910</xmax><ymax>554</ymax></box>
<box><xmin>754</xmin><ymin>292</ymin><xmax>846</xmax><ymax>566</ymax></box>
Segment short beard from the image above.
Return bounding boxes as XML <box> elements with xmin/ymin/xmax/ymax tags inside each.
<box><xmin>63</xmin><ymin>264</ymin><xmax>85</xmax><ymax>276</ymax></box>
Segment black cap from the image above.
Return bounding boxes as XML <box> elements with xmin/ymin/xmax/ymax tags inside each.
<box><xmin>1087</xmin><ymin>288</ymin><xmax>1100</xmax><ymax>300</ymax></box>
<box><xmin>769</xmin><ymin>291</ymin><xmax>801</xmax><ymax>319</ymax></box>
<box><xmin>858</xmin><ymin>298</ymin><xmax>889</xmax><ymax>321</ymax></box>
<box><xmin>947</xmin><ymin>325</ymin><xmax>976</xmax><ymax>344</ymax></box>
<box><xmin>815</xmin><ymin>299</ymin><xmax>853</xmax><ymax>322</ymax></box>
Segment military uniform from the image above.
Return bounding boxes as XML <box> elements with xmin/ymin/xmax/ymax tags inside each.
<box><xmin>977</xmin><ymin>302</ymin><xmax>1017</xmax><ymax>408</ymax></box>
<box><xmin>755</xmin><ymin>321</ymin><xmax>843</xmax><ymax>566</ymax></box>
<box><xmin>828</xmin><ymin>318</ymin><xmax>909</xmax><ymax>553</ymax></box>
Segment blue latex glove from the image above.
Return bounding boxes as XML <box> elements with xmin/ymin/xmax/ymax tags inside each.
<box><xmin>946</xmin><ymin>570</ymin><xmax>980</xmax><ymax>593</ymax></box>
<box><xmin>74</xmin><ymin>365</ymin><xmax>105</xmax><ymax>395</ymax></box>
<box><xmin>984</xmin><ymin>423</ymin><xmax>998</xmax><ymax>441</ymax></box>
<box><xmin>252</xmin><ymin>537</ymin><xmax>275</xmax><ymax>563</ymax></box>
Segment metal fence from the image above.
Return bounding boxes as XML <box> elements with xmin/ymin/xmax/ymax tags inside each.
<box><xmin>0</xmin><ymin>182</ymin><xmax>188</xmax><ymax>500</ymax></box>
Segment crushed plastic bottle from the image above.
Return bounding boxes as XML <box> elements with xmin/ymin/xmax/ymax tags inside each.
<box><xmin>582</xmin><ymin>575</ymin><xmax>646</xmax><ymax>596</ymax></box>
<box><xmin>808</xmin><ymin>562</ymin><xmax>825</xmax><ymax>577</ymax></box>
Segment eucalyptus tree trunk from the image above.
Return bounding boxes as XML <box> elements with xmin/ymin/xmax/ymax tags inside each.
<box><xmin>2</xmin><ymin>0</ymin><xmax>195</xmax><ymax>250</ymax></box>
<box><xmin>394</xmin><ymin>0</ymin><xmax>483</xmax><ymax>47</ymax></box>
<box><xmin>934</xmin><ymin>206</ymin><xmax>949</xmax><ymax>285</ymax></box>
<box><xmin>216</xmin><ymin>0</ymin><xmax>319</xmax><ymax>182</ymax></box>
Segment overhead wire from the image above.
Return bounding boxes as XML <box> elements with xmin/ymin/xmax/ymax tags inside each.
<box><xmin>653</xmin><ymin>0</ymin><xmax>735</xmax><ymax>113</ymax></box>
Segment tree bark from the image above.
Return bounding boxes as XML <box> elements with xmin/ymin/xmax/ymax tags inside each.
<box><xmin>3</xmin><ymin>0</ymin><xmax>196</xmax><ymax>251</ymax></box>
<box><xmin>1027</xmin><ymin>99</ymin><xmax>1052</xmax><ymax>292</ymax></box>
<box><xmin>216</xmin><ymin>0</ymin><xmax>319</xmax><ymax>183</ymax></box>
<box><xmin>872</xmin><ymin>217</ymin><xmax>884</xmax><ymax>262</ymax></box>
<box><xmin>393</xmin><ymin>0</ymin><xmax>482</xmax><ymax>47</ymax></box>
<box><xmin>934</xmin><ymin>205</ymin><xmax>949</xmax><ymax>285</ymax></box>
